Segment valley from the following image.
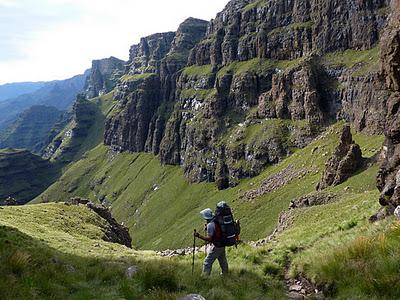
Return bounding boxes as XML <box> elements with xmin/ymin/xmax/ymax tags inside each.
<box><xmin>0</xmin><ymin>0</ymin><xmax>399</xmax><ymax>299</ymax></box>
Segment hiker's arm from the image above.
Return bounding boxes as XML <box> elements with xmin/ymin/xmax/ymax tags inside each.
<box><xmin>194</xmin><ymin>231</ymin><xmax>213</xmax><ymax>242</ymax></box>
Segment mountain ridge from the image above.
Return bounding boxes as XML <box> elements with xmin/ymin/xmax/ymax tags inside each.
<box><xmin>1</xmin><ymin>0</ymin><xmax>400</xmax><ymax>298</ymax></box>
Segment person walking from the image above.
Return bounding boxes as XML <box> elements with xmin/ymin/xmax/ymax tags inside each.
<box><xmin>193</xmin><ymin>208</ymin><xmax>229</xmax><ymax>275</ymax></box>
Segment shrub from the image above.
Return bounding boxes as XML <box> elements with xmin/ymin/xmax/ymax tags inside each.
<box><xmin>137</xmin><ymin>266</ymin><xmax>178</xmax><ymax>292</ymax></box>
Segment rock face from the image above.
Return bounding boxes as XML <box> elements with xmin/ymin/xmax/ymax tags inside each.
<box><xmin>258</xmin><ymin>57</ymin><xmax>328</xmax><ymax>125</ymax></box>
<box><xmin>84</xmin><ymin>57</ymin><xmax>125</xmax><ymax>99</ymax></box>
<box><xmin>104</xmin><ymin>18</ymin><xmax>209</xmax><ymax>154</ymax></box>
<box><xmin>188</xmin><ymin>0</ymin><xmax>388</xmax><ymax>66</ymax></box>
<box><xmin>377</xmin><ymin>0</ymin><xmax>400</xmax><ymax>207</ymax></box>
<box><xmin>103</xmin><ymin>1</ymin><xmax>391</xmax><ymax>188</ymax></box>
<box><xmin>318</xmin><ymin>125</ymin><xmax>363</xmax><ymax>190</ymax></box>
<box><xmin>290</xmin><ymin>192</ymin><xmax>337</xmax><ymax>209</ymax></box>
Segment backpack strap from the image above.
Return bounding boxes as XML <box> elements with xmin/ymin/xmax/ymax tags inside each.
<box><xmin>211</xmin><ymin>221</ymin><xmax>223</xmax><ymax>247</ymax></box>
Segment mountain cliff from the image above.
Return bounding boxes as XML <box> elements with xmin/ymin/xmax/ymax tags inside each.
<box><xmin>104</xmin><ymin>18</ymin><xmax>209</xmax><ymax>154</ymax></box>
<box><xmin>83</xmin><ymin>56</ymin><xmax>125</xmax><ymax>99</ymax></box>
<box><xmin>377</xmin><ymin>0</ymin><xmax>400</xmax><ymax>208</ymax></box>
<box><xmin>104</xmin><ymin>0</ymin><xmax>390</xmax><ymax>189</ymax></box>
<box><xmin>2</xmin><ymin>0</ymin><xmax>400</xmax><ymax>299</ymax></box>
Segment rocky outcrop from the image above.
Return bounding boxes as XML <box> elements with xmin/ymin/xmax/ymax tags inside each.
<box><xmin>258</xmin><ymin>57</ymin><xmax>328</xmax><ymax>125</ymax></box>
<box><xmin>128</xmin><ymin>32</ymin><xmax>176</xmax><ymax>75</ymax></box>
<box><xmin>68</xmin><ymin>197</ymin><xmax>132</xmax><ymax>248</ymax></box>
<box><xmin>337</xmin><ymin>71</ymin><xmax>390</xmax><ymax>134</ymax></box>
<box><xmin>377</xmin><ymin>0</ymin><xmax>400</xmax><ymax>207</ymax></box>
<box><xmin>84</xmin><ymin>57</ymin><xmax>125</xmax><ymax>99</ymax></box>
<box><xmin>104</xmin><ymin>74</ymin><xmax>161</xmax><ymax>152</ymax></box>
<box><xmin>105</xmin><ymin>18</ymin><xmax>209</xmax><ymax>154</ymax></box>
<box><xmin>317</xmin><ymin>125</ymin><xmax>363</xmax><ymax>190</ymax></box>
<box><xmin>290</xmin><ymin>192</ymin><xmax>337</xmax><ymax>209</ymax></box>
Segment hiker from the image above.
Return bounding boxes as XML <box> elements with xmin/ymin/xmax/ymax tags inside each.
<box><xmin>193</xmin><ymin>202</ymin><xmax>240</xmax><ymax>275</ymax></box>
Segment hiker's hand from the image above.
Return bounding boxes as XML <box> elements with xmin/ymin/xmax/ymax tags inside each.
<box><xmin>193</xmin><ymin>232</ymin><xmax>200</xmax><ymax>238</ymax></box>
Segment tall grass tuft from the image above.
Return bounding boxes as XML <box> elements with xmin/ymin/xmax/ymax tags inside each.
<box><xmin>8</xmin><ymin>250</ymin><xmax>31</xmax><ymax>275</ymax></box>
<box><xmin>310</xmin><ymin>221</ymin><xmax>400</xmax><ymax>299</ymax></box>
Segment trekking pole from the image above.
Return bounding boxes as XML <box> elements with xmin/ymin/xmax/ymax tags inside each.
<box><xmin>192</xmin><ymin>229</ymin><xmax>196</xmax><ymax>275</ymax></box>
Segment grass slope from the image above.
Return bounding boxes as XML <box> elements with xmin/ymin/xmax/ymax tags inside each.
<box><xmin>0</xmin><ymin>203</ymin><xmax>283</xmax><ymax>299</ymax></box>
<box><xmin>49</xmin><ymin>91</ymin><xmax>116</xmax><ymax>164</ymax></box>
<box><xmin>22</xmin><ymin>121</ymin><xmax>400</xmax><ymax>299</ymax></box>
<box><xmin>36</xmin><ymin>123</ymin><xmax>384</xmax><ymax>251</ymax></box>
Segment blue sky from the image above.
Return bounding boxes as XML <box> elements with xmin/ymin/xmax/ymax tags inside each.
<box><xmin>0</xmin><ymin>0</ymin><xmax>228</xmax><ymax>84</ymax></box>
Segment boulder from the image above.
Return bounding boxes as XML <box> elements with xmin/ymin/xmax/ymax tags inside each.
<box><xmin>394</xmin><ymin>206</ymin><xmax>400</xmax><ymax>220</ymax></box>
<box><xmin>125</xmin><ymin>265</ymin><xmax>139</xmax><ymax>279</ymax></box>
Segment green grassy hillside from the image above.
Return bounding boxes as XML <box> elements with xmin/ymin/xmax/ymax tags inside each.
<box><xmin>0</xmin><ymin>203</ymin><xmax>283</xmax><ymax>299</ymax></box>
<box><xmin>0</xmin><ymin>105</ymin><xmax>63</xmax><ymax>153</ymax></box>
<box><xmin>0</xmin><ymin>149</ymin><xmax>59</xmax><ymax>203</ymax></box>
<box><xmin>48</xmin><ymin>92</ymin><xmax>116</xmax><ymax>165</ymax></box>
<box><xmin>36</xmin><ymin>123</ymin><xmax>384</xmax><ymax>250</ymax></box>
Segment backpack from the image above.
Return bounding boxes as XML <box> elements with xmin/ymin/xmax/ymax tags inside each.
<box><xmin>212</xmin><ymin>202</ymin><xmax>240</xmax><ymax>247</ymax></box>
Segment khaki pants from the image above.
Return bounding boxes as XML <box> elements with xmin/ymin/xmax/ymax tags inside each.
<box><xmin>203</xmin><ymin>244</ymin><xmax>228</xmax><ymax>275</ymax></box>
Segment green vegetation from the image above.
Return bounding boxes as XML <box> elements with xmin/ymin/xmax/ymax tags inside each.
<box><xmin>36</xmin><ymin>123</ymin><xmax>384</xmax><ymax>251</ymax></box>
<box><xmin>165</xmin><ymin>51</ymin><xmax>188</xmax><ymax>64</ymax></box>
<box><xmin>181</xmin><ymin>64</ymin><xmax>214</xmax><ymax>77</ymax></box>
<box><xmin>49</xmin><ymin>92</ymin><xmax>116</xmax><ymax>164</ymax></box>
<box><xmin>377</xmin><ymin>5</ymin><xmax>391</xmax><ymax>16</ymax></box>
<box><xmin>267</xmin><ymin>21</ymin><xmax>315</xmax><ymax>36</ymax></box>
<box><xmin>0</xmin><ymin>105</ymin><xmax>63</xmax><ymax>154</ymax></box>
<box><xmin>180</xmin><ymin>88</ymin><xmax>217</xmax><ymax>100</ymax></box>
<box><xmin>198</xmin><ymin>34</ymin><xmax>216</xmax><ymax>45</ymax></box>
<box><xmin>19</xmin><ymin>121</ymin><xmax>398</xmax><ymax>299</ymax></box>
<box><xmin>0</xmin><ymin>203</ymin><xmax>284</xmax><ymax>299</ymax></box>
<box><xmin>309</xmin><ymin>221</ymin><xmax>400</xmax><ymax>299</ymax></box>
<box><xmin>321</xmin><ymin>46</ymin><xmax>380</xmax><ymax>76</ymax></box>
<box><xmin>0</xmin><ymin>150</ymin><xmax>59</xmax><ymax>203</ymax></box>
<box><xmin>242</xmin><ymin>0</ymin><xmax>265</xmax><ymax>12</ymax></box>
<box><xmin>217</xmin><ymin>57</ymin><xmax>303</xmax><ymax>77</ymax></box>
<box><xmin>120</xmin><ymin>73</ymin><xmax>156</xmax><ymax>83</ymax></box>
<box><xmin>0</xmin><ymin>148</ymin><xmax>20</xmax><ymax>153</ymax></box>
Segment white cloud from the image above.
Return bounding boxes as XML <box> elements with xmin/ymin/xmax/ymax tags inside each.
<box><xmin>0</xmin><ymin>0</ymin><xmax>228</xmax><ymax>84</ymax></box>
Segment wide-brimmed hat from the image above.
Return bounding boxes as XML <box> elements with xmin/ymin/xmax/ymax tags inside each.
<box><xmin>200</xmin><ymin>208</ymin><xmax>214</xmax><ymax>220</ymax></box>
